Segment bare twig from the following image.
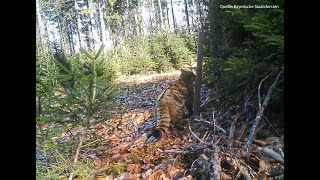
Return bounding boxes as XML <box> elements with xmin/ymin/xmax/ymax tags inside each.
<box><xmin>246</xmin><ymin>68</ymin><xmax>284</xmax><ymax>147</ymax></box>
<box><xmin>164</xmin><ymin>149</ymin><xmax>190</xmax><ymax>153</ymax></box>
<box><xmin>193</xmin><ymin>119</ymin><xmax>226</xmax><ymax>134</ymax></box>
<box><xmin>279</xmin><ymin>147</ymin><xmax>284</xmax><ymax>159</ymax></box>
<box><xmin>189</xmin><ymin>125</ymin><xmax>208</xmax><ymax>144</ymax></box>
<box><xmin>228</xmin><ymin>111</ymin><xmax>245</xmax><ymax>148</ymax></box>
<box><xmin>213</xmin><ymin>111</ymin><xmax>216</xmax><ymax>141</ymax></box>
<box><xmin>80</xmin><ymin>139</ymin><xmax>100</xmax><ymax>148</ymax></box>
<box><xmin>243</xmin><ymin>105</ymin><xmax>281</xmax><ymax>137</ymax></box>
<box><xmin>164</xmin><ymin>147</ymin><xmax>206</xmax><ymax>154</ymax></box>
<box><xmin>231</xmin><ymin>158</ymin><xmax>252</xmax><ymax>180</ymax></box>
<box><xmin>262</xmin><ymin>115</ymin><xmax>281</xmax><ymax>137</ymax></box>
<box><xmin>258</xmin><ymin>73</ymin><xmax>272</xmax><ymax>110</ymax></box>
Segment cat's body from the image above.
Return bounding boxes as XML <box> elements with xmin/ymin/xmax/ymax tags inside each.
<box><xmin>147</xmin><ymin>70</ymin><xmax>195</xmax><ymax>142</ymax></box>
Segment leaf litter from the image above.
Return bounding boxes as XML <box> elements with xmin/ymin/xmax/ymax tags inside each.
<box><xmin>41</xmin><ymin>72</ymin><xmax>284</xmax><ymax>180</ymax></box>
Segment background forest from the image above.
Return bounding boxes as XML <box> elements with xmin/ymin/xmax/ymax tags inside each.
<box><xmin>36</xmin><ymin>0</ymin><xmax>284</xmax><ymax>179</ymax></box>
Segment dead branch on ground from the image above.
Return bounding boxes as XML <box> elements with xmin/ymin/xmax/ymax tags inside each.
<box><xmin>246</xmin><ymin>68</ymin><xmax>284</xmax><ymax>147</ymax></box>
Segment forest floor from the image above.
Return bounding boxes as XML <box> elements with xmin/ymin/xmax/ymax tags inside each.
<box><xmin>37</xmin><ymin>71</ymin><xmax>284</xmax><ymax>180</ymax></box>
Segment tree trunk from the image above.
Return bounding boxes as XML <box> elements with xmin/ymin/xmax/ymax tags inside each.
<box><xmin>36</xmin><ymin>0</ymin><xmax>46</xmax><ymax>48</ymax></box>
<box><xmin>166</xmin><ymin>0</ymin><xmax>171</xmax><ymax>30</ymax></box>
<box><xmin>74</xmin><ymin>0</ymin><xmax>84</xmax><ymax>49</ymax></box>
<box><xmin>57</xmin><ymin>17</ymin><xmax>67</xmax><ymax>55</ymax></box>
<box><xmin>157</xmin><ymin>0</ymin><xmax>164</xmax><ymax>31</ymax></box>
<box><xmin>191</xmin><ymin>0</ymin><xmax>196</xmax><ymax>29</ymax></box>
<box><xmin>134</xmin><ymin>8</ymin><xmax>139</xmax><ymax>35</ymax></box>
<box><xmin>86</xmin><ymin>0</ymin><xmax>96</xmax><ymax>50</ymax></box>
<box><xmin>67</xmin><ymin>20</ymin><xmax>75</xmax><ymax>54</ymax></box>
<box><xmin>151</xmin><ymin>0</ymin><xmax>156</xmax><ymax>33</ymax></box>
<box><xmin>183</xmin><ymin>0</ymin><xmax>190</xmax><ymax>33</ymax></box>
<box><xmin>148</xmin><ymin>0</ymin><xmax>154</xmax><ymax>34</ymax></box>
<box><xmin>198</xmin><ymin>0</ymin><xmax>203</xmax><ymax>29</ymax></box>
<box><xmin>98</xmin><ymin>0</ymin><xmax>108</xmax><ymax>50</ymax></box>
<box><xmin>194</xmin><ymin>31</ymin><xmax>204</xmax><ymax>115</ymax></box>
<box><xmin>138</xmin><ymin>0</ymin><xmax>146</xmax><ymax>35</ymax></box>
<box><xmin>170</xmin><ymin>0</ymin><xmax>177</xmax><ymax>33</ymax></box>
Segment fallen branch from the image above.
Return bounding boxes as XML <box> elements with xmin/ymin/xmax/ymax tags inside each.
<box><xmin>246</xmin><ymin>68</ymin><xmax>284</xmax><ymax>147</ymax></box>
<box><xmin>200</xmin><ymin>146</ymin><xmax>221</xmax><ymax>180</ymax></box>
<box><xmin>228</xmin><ymin>111</ymin><xmax>245</xmax><ymax>148</ymax></box>
<box><xmin>257</xmin><ymin>147</ymin><xmax>284</xmax><ymax>164</ymax></box>
<box><xmin>189</xmin><ymin>125</ymin><xmax>209</xmax><ymax>145</ymax></box>
<box><xmin>163</xmin><ymin>147</ymin><xmax>206</xmax><ymax>154</ymax></box>
<box><xmin>211</xmin><ymin>146</ymin><xmax>221</xmax><ymax>180</ymax></box>
<box><xmin>231</xmin><ymin>158</ymin><xmax>252</xmax><ymax>180</ymax></box>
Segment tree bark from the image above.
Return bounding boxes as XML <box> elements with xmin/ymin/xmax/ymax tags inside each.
<box><xmin>98</xmin><ymin>0</ymin><xmax>108</xmax><ymax>50</ymax></box>
<box><xmin>74</xmin><ymin>0</ymin><xmax>84</xmax><ymax>49</ymax></box>
<box><xmin>191</xmin><ymin>0</ymin><xmax>196</xmax><ymax>29</ymax></box>
<box><xmin>67</xmin><ymin>20</ymin><xmax>75</xmax><ymax>54</ymax></box>
<box><xmin>157</xmin><ymin>0</ymin><xmax>164</xmax><ymax>30</ymax></box>
<box><xmin>166</xmin><ymin>0</ymin><xmax>172</xmax><ymax>31</ymax></box>
<box><xmin>138</xmin><ymin>0</ymin><xmax>146</xmax><ymax>35</ymax></box>
<box><xmin>86</xmin><ymin>0</ymin><xmax>96</xmax><ymax>50</ymax></box>
<box><xmin>36</xmin><ymin>0</ymin><xmax>45</xmax><ymax>47</ymax></box>
<box><xmin>170</xmin><ymin>0</ymin><xmax>177</xmax><ymax>33</ymax></box>
<box><xmin>183</xmin><ymin>0</ymin><xmax>190</xmax><ymax>33</ymax></box>
<box><xmin>194</xmin><ymin>31</ymin><xmax>203</xmax><ymax>115</ymax></box>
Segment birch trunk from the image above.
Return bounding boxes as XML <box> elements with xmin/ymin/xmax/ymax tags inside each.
<box><xmin>98</xmin><ymin>0</ymin><xmax>108</xmax><ymax>50</ymax></box>
<box><xmin>36</xmin><ymin>0</ymin><xmax>45</xmax><ymax>47</ymax></box>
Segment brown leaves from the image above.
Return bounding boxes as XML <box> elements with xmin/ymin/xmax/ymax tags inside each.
<box><xmin>258</xmin><ymin>159</ymin><xmax>272</xmax><ymax>174</ymax></box>
<box><xmin>149</xmin><ymin>171</ymin><xmax>170</xmax><ymax>180</ymax></box>
<box><xmin>125</xmin><ymin>163</ymin><xmax>142</xmax><ymax>173</ymax></box>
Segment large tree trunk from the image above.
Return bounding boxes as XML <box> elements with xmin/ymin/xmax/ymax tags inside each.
<box><xmin>194</xmin><ymin>31</ymin><xmax>204</xmax><ymax>115</ymax></box>
<box><xmin>191</xmin><ymin>0</ymin><xmax>196</xmax><ymax>29</ymax></box>
<box><xmin>197</xmin><ymin>0</ymin><xmax>203</xmax><ymax>29</ymax></box>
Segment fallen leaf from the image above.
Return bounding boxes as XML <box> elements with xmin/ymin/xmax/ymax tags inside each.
<box><xmin>95</xmin><ymin>175</ymin><xmax>106</xmax><ymax>180</ymax></box>
<box><xmin>126</xmin><ymin>164</ymin><xmax>136</xmax><ymax>172</ymax></box>
<box><xmin>111</xmin><ymin>154</ymin><xmax>121</xmax><ymax>162</ymax></box>
<box><xmin>150</xmin><ymin>171</ymin><xmax>162</xmax><ymax>180</ymax></box>
<box><xmin>135</xmin><ymin>164</ymin><xmax>142</xmax><ymax>173</ymax></box>
<box><xmin>259</xmin><ymin>159</ymin><xmax>271</xmax><ymax>173</ymax></box>
<box><xmin>142</xmin><ymin>169</ymin><xmax>153</xmax><ymax>179</ymax></box>
<box><xmin>118</xmin><ymin>172</ymin><xmax>134</xmax><ymax>180</ymax></box>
